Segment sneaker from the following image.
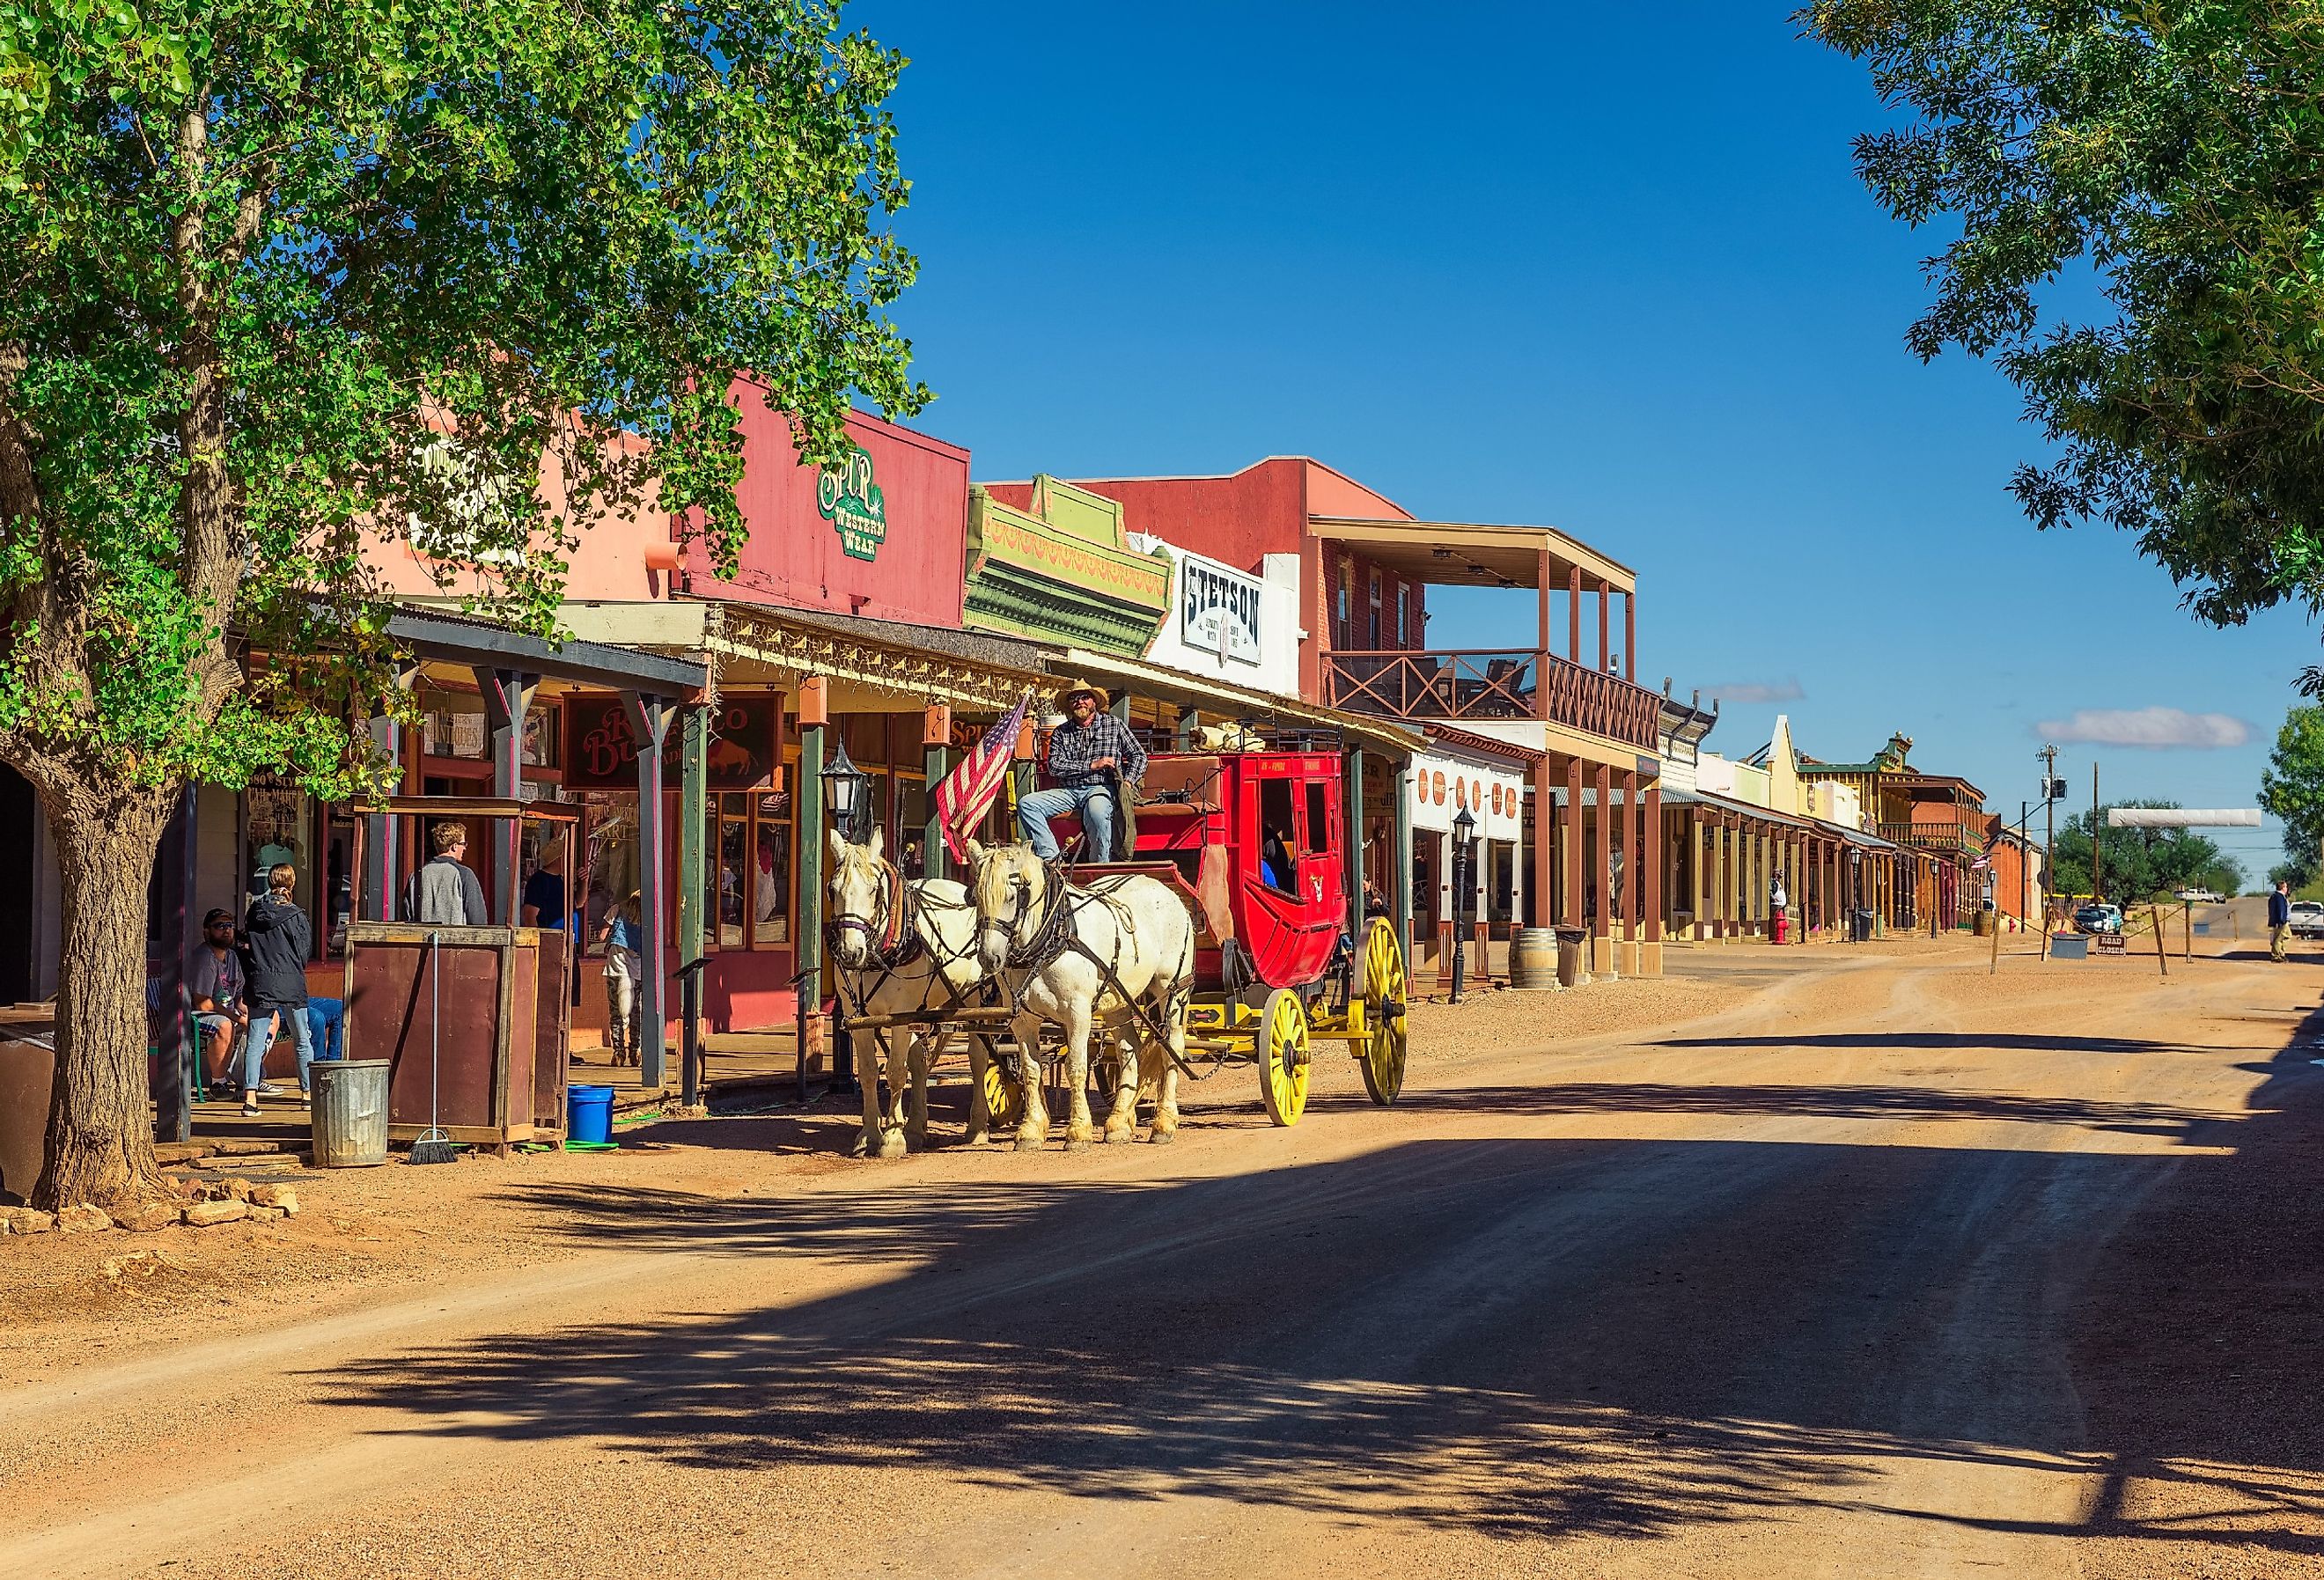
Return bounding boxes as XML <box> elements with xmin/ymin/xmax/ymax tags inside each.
<box><xmin>241</xmin><ymin>1099</ymin><xmax>262</xmax><ymax>1118</ymax></box>
<box><xmin>254</xmin><ymin>1083</ymin><xmax>286</xmax><ymax>1097</ymax></box>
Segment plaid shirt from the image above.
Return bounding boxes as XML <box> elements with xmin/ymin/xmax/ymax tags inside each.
<box><xmin>1045</xmin><ymin>710</ymin><xmax>1147</xmax><ymax>789</ymax></box>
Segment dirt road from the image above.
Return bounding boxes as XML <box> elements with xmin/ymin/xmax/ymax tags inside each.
<box><xmin>5</xmin><ymin>935</ymin><xmax>2322</xmax><ymax>1578</ymax></box>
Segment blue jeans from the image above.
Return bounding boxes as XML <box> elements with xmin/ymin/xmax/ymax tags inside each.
<box><xmin>305</xmin><ymin>997</ymin><xmax>345</xmax><ymax>1062</ymax></box>
<box><xmin>247</xmin><ymin>1003</ymin><xmax>314</xmax><ymax>1093</ymax></box>
<box><xmin>1018</xmin><ymin>783</ymin><xmax>1117</xmax><ymax>861</ymax></box>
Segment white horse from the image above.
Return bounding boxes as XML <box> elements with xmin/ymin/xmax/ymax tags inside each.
<box><xmin>826</xmin><ymin>828</ymin><xmax>999</xmax><ymax>1158</ymax></box>
<box><xmin>965</xmin><ymin>839</ymin><xmax>1195</xmax><ymax>1151</ymax></box>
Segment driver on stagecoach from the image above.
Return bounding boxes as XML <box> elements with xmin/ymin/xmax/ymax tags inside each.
<box><xmin>1017</xmin><ymin>682</ymin><xmax>1146</xmax><ymax>863</ymax></box>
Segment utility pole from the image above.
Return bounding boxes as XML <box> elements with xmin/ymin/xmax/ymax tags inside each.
<box><xmin>2092</xmin><ymin>761</ymin><xmax>2103</xmax><ymax>905</ymax></box>
<box><xmin>2040</xmin><ymin>743</ymin><xmax>2058</xmax><ymax>931</ymax></box>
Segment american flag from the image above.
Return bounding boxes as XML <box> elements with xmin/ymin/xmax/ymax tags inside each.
<box><xmin>934</xmin><ymin>692</ymin><xmax>1033</xmax><ymax>863</ymax></box>
<box><xmin>1971</xmin><ymin>834</ymin><xmax>1998</xmax><ymax>871</ymax></box>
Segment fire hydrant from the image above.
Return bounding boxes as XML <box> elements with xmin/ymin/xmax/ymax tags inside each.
<box><xmin>1772</xmin><ymin>909</ymin><xmax>1791</xmax><ymax>945</ymax></box>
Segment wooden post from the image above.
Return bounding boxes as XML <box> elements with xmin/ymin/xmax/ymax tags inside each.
<box><xmin>1564</xmin><ymin>756</ymin><xmax>1584</xmax><ymax>927</ymax></box>
<box><xmin>1592</xmin><ymin>761</ymin><xmax>1613</xmax><ymax>959</ymax></box>
<box><xmin>1568</xmin><ymin>563</ymin><xmax>1582</xmax><ymax>662</ymax></box>
<box><xmin>1394</xmin><ymin>757</ymin><xmax>1415</xmax><ymax>970</ymax></box>
<box><xmin>1536</xmin><ymin>550</ymin><xmax>1555</xmax><ymax>720</ymax></box>
<box><xmin>794</xmin><ymin>676</ymin><xmax>827</xmax><ymax>1102</ymax></box>
<box><xmin>1622</xmin><ymin>768</ymin><xmax>1641</xmax><ymax>954</ymax></box>
<box><xmin>477</xmin><ymin>666</ymin><xmax>535</xmax><ymax>923</ymax></box>
<box><xmin>923</xmin><ymin>703</ymin><xmax>952</xmax><ymax>880</ymax></box>
<box><xmin>1345</xmin><ymin>747</ymin><xmax>1367</xmax><ymax>941</ymax></box>
<box><xmin>364</xmin><ymin>715</ymin><xmax>401</xmax><ymax>922</ymax></box>
<box><xmin>1623</xmin><ymin>591</ymin><xmax>1636</xmax><ymax>681</ymax></box>
<box><xmin>2150</xmin><ymin>904</ymin><xmax>2169</xmax><ymax>977</ymax></box>
<box><xmin>677</xmin><ymin>702</ymin><xmax>709</xmax><ymax>1108</ymax></box>
<box><xmin>1642</xmin><ymin>782</ymin><xmax>1663</xmax><ymax>973</ymax></box>
<box><xmin>1597</xmin><ymin>584</ymin><xmax>1610</xmax><ymax>672</ymax></box>
<box><xmin>621</xmin><ymin>692</ymin><xmax>672</xmax><ymax>1090</ymax></box>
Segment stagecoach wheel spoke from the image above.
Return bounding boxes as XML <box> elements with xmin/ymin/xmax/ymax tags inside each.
<box><xmin>981</xmin><ymin>1045</ymin><xmax>1024</xmax><ymax>1132</ymax></box>
<box><xmin>1258</xmin><ymin>988</ymin><xmax>1311</xmax><ymax>1127</ymax></box>
<box><xmin>1359</xmin><ymin>918</ymin><xmax>1408</xmax><ymax>1106</ymax></box>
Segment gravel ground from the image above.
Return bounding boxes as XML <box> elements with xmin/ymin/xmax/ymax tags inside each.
<box><xmin>3</xmin><ymin>930</ymin><xmax>2320</xmax><ymax>1578</ymax></box>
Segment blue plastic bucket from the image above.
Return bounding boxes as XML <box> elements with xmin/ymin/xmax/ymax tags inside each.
<box><xmin>567</xmin><ymin>1084</ymin><xmax>614</xmax><ymax>1145</ymax></box>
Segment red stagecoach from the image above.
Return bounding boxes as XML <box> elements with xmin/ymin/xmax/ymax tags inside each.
<box><xmin>1068</xmin><ymin>746</ymin><xmax>1410</xmax><ymax>1127</ymax></box>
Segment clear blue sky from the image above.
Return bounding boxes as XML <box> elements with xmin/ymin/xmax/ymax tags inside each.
<box><xmin>854</xmin><ymin>1</ymin><xmax>2315</xmax><ymax>880</ymax></box>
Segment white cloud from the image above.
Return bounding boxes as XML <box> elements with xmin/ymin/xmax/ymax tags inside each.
<box><xmin>2035</xmin><ymin>708</ymin><xmax>2250</xmax><ymax>749</ymax></box>
<box><xmin>1707</xmin><ymin>679</ymin><xmax>1805</xmax><ymax>705</ymax></box>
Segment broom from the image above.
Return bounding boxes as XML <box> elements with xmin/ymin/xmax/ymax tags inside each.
<box><xmin>408</xmin><ymin>930</ymin><xmax>459</xmax><ymax>1165</ymax></box>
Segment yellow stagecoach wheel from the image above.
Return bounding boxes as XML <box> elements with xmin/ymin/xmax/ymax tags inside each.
<box><xmin>981</xmin><ymin>1041</ymin><xmax>1025</xmax><ymax>1132</ymax></box>
<box><xmin>1359</xmin><ymin>917</ymin><xmax>1408</xmax><ymax>1106</ymax></box>
<box><xmin>1258</xmin><ymin>987</ymin><xmax>1311</xmax><ymax>1127</ymax></box>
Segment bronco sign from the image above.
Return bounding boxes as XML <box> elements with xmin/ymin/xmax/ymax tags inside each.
<box><xmin>816</xmin><ymin>445</ymin><xmax>886</xmax><ymax>562</ymax></box>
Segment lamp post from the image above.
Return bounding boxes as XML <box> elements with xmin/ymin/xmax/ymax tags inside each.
<box><xmin>1450</xmin><ymin>805</ymin><xmax>1477</xmax><ymax>1003</ymax></box>
<box><xmin>819</xmin><ymin>735</ymin><xmax>870</xmax><ymax>1097</ymax></box>
<box><xmin>823</xmin><ymin>736</ymin><xmax>869</xmax><ymax>846</ymax></box>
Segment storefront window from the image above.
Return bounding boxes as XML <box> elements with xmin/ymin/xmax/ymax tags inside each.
<box><xmin>705</xmin><ymin>789</ymin><xmax>792</xmax><ymax>951</ymax></box>
<box><xmin>755</xmin><ymin>791</ymin><xmax>791</xmax><ymax>944</ymax></box>
<box><xmin>581</xmin><ymin>790</ymin><xmax>641</xmax><ymax>958</ymax></box>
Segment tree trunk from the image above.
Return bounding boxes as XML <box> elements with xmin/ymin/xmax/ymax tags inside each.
<box><xmin>34</xmin><ymin>783</ymin><xmax>175</xmax><ymax>1210</ymax></box>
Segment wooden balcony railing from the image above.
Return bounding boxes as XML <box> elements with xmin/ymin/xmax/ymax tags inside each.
<box><xmin>1877</xmin><ymin>822</ymin><xmax>1980</xmax><ymax>855</ymax></box>
<box><xmin>1320</xmin><ymin>648</ymin><xmax>1660</xmax><ymax>750</ymax></box>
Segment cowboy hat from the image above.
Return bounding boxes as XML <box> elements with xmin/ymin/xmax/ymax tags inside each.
<box><xmin>1056</xmin><ymin>680</ymin><xmax>1111</xmax><ymax>710</ymax></box>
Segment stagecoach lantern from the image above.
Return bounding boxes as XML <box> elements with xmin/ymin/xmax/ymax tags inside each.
<box><xmin>823</xmin><ymin>737</ymin><xmax>870</xmax><ymax>839</ymax></box>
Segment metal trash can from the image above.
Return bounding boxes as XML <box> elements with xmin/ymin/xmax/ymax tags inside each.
<box><xmin>1554</xmin><ymin>925</ymin><xmax>1589</xmax><ymax>988</ymax></box>
<box><xmin>311</xmin><ymin>1058</ymin><xmax>392</xmax><ymax>1167</ymax></box>
<box><xmin>1509</xmin><ymin>928</ymin><xmax>1561</xmax><ymax>990</ymax></box>
<box><xmin>1852</xmin><ymin>908</ymin><xmax>1875</xmax><ymax>943</ymax></box>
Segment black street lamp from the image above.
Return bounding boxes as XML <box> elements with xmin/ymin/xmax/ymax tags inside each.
<box><xmin>1450</xmin><ymin>805</ymin><xmax>1477</xmax><ymax>1003</ymax></box>
<box><xmin>823</xmin><ymin>736</ymin><xmax>870</xmax><ymax>844</ymax></box>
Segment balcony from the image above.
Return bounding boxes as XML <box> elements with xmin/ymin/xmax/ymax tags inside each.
<box><xmin>1878</xmin><ymin>822</ymin><xmax>1979</xmax><ymax>856</ymax></box>
<box><xmin>1321</xmin><ymin>648</ymin><xmax>1661</xmax><ymax>750</ymax></box>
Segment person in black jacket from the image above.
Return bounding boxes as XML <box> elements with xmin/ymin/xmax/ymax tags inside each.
<box><xmin>243</xmin><ymin>862</ymin><xmax>314</xmax><ymax>1118</ymax></box>
<box><xmin>2270</xmin><ymin>879</ymin><xmax>2293</xmax><ymax>962</ymax></box>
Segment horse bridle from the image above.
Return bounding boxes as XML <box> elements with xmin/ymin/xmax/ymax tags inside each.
<box><xmin>828</xmin><ymin>855</ymin><xmax>916</xmax><ymax>969</ymax></box>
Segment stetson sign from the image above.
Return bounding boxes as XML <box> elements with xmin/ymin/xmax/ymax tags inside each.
<box><xmin>1179</xmin><ymin>554</ymin><xmax>1262</xmax><ymax>665</ymax></box>
<box><xmin>817</xmin><ymin>445</ymin><xmax>886</xmax><ymax>561</ymax></box>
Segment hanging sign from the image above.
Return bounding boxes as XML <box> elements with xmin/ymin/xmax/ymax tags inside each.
<box><xmin>562</xmin><ymin>693</ymin><xmax>783</xmax><ymax>791</ymax></box>
<box><xmin>1179</xmin><ymin>555</ymin><xmax>1262</xmax><ymax>666</ymax></box>
<box><xmin>816</xmin><ymin>445</ymin><xmax>887</xmax><ymax>562</ymax></box>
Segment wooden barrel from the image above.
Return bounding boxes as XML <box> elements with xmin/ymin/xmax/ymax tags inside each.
<box><xmin>1509</xmin><ymin>928</ymin><xmax>1561</xmax><ymax>990</ymax></box>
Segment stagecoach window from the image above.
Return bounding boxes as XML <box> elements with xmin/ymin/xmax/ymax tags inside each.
<box><xmin>1303</xmin><ymin>782</ymin><xmax>1331</xmax><ymax>856</ymax></box>
<box><xmin>1259</xmin><ymin>778</ymin><xmax>1296</xmax><ymax>846</ymax></box>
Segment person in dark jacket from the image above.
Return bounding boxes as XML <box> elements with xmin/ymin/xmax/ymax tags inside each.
<box><xmin>2270</xmin><ymin>879</ymin><xmax>2292</xmax><ymax>961</ymax></box>
<box><xmin>243</xmin><ymin>862</ymin><xmax>313</xmax><ymax>1117</ymax></box>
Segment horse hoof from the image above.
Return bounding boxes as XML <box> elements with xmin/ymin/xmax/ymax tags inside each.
<box><xmin>1065</xmin><ymin>1135</ymin><xmax>1093</xmax><ymax>1153</ymax></box>
<box><xmin>1014</xmin><ymin>1135</ymin><xmax>1045</xmax><ymax>1153</ymax></box>
<box><xmin>1147</xmin><ymin>1128</ymin><xmax>1177</xmax><ymax>1146</ymax></box>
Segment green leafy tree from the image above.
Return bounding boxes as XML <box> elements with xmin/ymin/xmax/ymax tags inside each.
<box><xmin>1802</xmin><ymin>4</ymin><xmax>2324</xmax><ymax>631</ymax></box>
<box><xmin>2260</xmin><ymin>704</ymin><xmax>2324</xmax><ymax>886</ymax></box>
<box><xmin>2048</xmin><ymin>800</ymin><xmax>2243</xmax><ymax>903</ymax></box>
<box><xmin>0</xmin><ymin>0</ymin><xmax>924</xmax><ymax>1208</ymax></box>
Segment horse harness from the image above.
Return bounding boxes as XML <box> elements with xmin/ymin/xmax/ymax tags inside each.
<box><xmin>990</xmin><ymin>859</ymin><xmax>1205</xmax><ymax>1079</ymax></box>
<box><xmin>827</xmin><ymin>859</ymin><xmax>984</xmax><ymax>1023</ymax></box>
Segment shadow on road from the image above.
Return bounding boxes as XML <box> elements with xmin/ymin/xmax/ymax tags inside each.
<box><xmin>1397</xmin><ymin>1081</ymin><xmax>2232</xmax><ymax>1142</ymax></box>
<box><xmin>316</xmin><ymin>1074</ymin><xmax>2324</xmax><ymax>1557</ymax></box>
<box><xmin>1652</xmin><ymin>1032</ymin><xmax>2239</xmax><ymax>1056</ymax></box>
